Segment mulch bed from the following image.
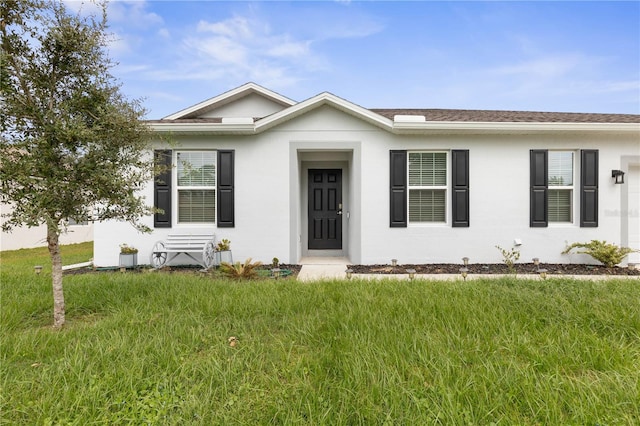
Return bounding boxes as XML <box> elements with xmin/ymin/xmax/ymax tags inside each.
<box><xmin>64</xmin><ymin>264</ymin><xmax>303</xmax><ymax>276</ymax></box>
<box><xmin>348</xmin><ymin>263</ymin><xmax>640</xmax><ymax>276</ymax></box>
<box><xmin>64</xmin><ymin>263</ymin><xmax>638</xmax><ymax>277</ymax></box>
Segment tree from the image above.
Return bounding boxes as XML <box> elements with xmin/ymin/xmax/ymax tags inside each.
<box><xmin>1</xmin><ymin>0</ymin><xmax>156</xmax><ymax>328</ymax></box>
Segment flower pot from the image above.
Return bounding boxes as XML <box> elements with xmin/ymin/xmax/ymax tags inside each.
<box><xmin>119</xmin><ymin>253</ymin><xmax>138</xmax><ymax>268</ymax></box>
<box><xmin>215</xmin><ymin>250</ymin><xmax>233</xmax><ymax>265</ymax></box>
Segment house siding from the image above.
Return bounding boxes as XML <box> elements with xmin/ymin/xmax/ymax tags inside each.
<box><xmin>92</xmin><ymin>88</ymin><xmax>640</xmax><ymax>267</ymax></box>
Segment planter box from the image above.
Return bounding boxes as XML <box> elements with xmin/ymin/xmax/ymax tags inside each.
<box><xmin>119</xmin><ymin>253</ymin><xmax>138</xmax><ymax>268</ymax></box>
<box><xmin>214</xmin><ymin>250</ymin><xmax>233</xmax><ymax>266</ymax></box>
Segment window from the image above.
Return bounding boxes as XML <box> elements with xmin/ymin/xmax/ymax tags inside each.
<box><xmin>548</xmin><ymin>151</ymin><xmax>573</xmax><ymax>223</ymax></box>
<box><xmin>177</xmin><ymin>151</ymin><xmax>216</xmax><ymax>223</ymax></box>
<box><xmin>530</xmin><ymin>149</ymin><xmax>596</xmax><ymax>228</ymax></box>
<box><xmin>408</xmin><ymin>152</ymin><xmax>447</xmax><ymax>223</ymax></box>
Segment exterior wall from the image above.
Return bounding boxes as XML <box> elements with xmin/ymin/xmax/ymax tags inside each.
<box><xmin>1</xmin><ymin>203</ymin><xmax>93</xmax><ymax>251</ymax></box>
<box><xmin>93</xmin><ymin>104</ymin><xmax>640</xmax><ymax>267</ymax></box>
<box><xmin>360</xmin><ymin>132</ymin><xmax>639</xmax><ymax>265</ymax></box>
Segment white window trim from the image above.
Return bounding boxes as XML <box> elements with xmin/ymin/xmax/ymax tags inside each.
<box><xmin>548</xmin><ymin>150</ymin><xmax>577</xmax><ymax>226</ymax></box>
<box><xmin>407</xmin><ymin>150</ymin><xmax>449</xmax><ymax>226</ymax></box>
<box><xmin>174</xmin><ymin>150</ymin><xmax>217</xmax><ymax>226</ymax></box>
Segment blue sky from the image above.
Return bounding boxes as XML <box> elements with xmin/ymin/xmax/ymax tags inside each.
<box><xmin>67</xmin><ymin>1</ymin><xmax>640</xmax><ymax>118</ymax></box>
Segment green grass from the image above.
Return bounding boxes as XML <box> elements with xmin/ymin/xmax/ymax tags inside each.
<box><xmin>1</xmin><ymin>245</ymin><xmax>639</xmax><ymax>424</ymax></box>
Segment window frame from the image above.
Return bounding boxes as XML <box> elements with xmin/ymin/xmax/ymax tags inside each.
<box><xmin>174</xmin><ymin>150</ymin><xmax>217</xmax><ymax>225</ymax></box>
<box><xmin>407</xmin><ymin>150</ymin><xmax>448</xmax><ymax>225</ymax></box>
<box><xmin>547</xmin><ymin>150</ymin><xmax>576</xmax><ymax>225</ymax></box>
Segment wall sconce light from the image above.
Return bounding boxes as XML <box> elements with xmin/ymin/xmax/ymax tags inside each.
<box><xmin>34</xmin><ymin>265</ymin><xmax>43</xmax><ymax>274</ymax></box>
<box><xmin>459</xmin><ymin>267</ymin><xmax>468</xmax><ymax>281</ymax></box>
<box><xmin>462</xmin><ymin>257</ymin><xmax>469</xmax><ymax>266</ymax></box>
<box><xmin>611</xmin><ymin>170</ymin><xmax>625</xmax><ymax>184</ymax></box>
<box><xmin>345</xmin><ymin>269</ymin><xmax>353</xmax><ymax>279</ymax></box>
<box><xmin>406</xmin><ymin>269</ymin><xmax>416</xmax><ymax>280</ymax></box>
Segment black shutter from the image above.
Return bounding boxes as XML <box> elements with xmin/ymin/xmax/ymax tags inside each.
<box><xmin>154</xmin><ymin>150</ymin><xmax>172</xmax><ymax>228</ymax></box>
<box><xmin>217</xmin><ymin>150</ymin><xmax>235</xmax><ymax>227</ymax></box>
<box><xmin>530</xmin><ymin>150</ymin><xmax>548</xmax><ymax>227</ymax></box>
<box><xmin>390</xmin><ymin>150</ymin><xmax>407</xmax><ymax>227</ymax></box>
<box><xmin>451</xmin><ymin>150</ymin><xmax>470</xmax><ymax>227</ymax></box>
<box><xmin>580</xmin><ymin>149</ymin><xmax>598</xmax><ymax>227</ymax></box>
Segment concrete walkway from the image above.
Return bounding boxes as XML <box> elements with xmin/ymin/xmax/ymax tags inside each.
<box><xmin>297</xmin><ymin>257</ymin><xmax>350</xmax><ymax>281</ymax></box>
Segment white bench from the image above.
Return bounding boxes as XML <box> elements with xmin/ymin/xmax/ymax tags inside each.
<box><xmin>150</xmin><ymin>232</ymin><xmax>217</xmax><ymax>270</ymax></box>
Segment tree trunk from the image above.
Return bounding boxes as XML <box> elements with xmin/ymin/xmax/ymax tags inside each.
<box><xmin>47</xmin><ymin>225</ymin><xmax>65</xmax><ymax>328</ymax></box>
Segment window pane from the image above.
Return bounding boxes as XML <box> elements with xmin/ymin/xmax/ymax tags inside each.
<box><xmin>409</xmin><ymin>152</ymin><xmax>446</xmax><ymax>186</ymax></box>
<box><xmin>548</xmin><ymin>152</ymin><xmax>573</xmax><ymax>186</ymax></box>
<box><xmin>178</xmin><ymin>190</ymin><xmax>216</xmax><ymax>223</ymax></box>
<box><xmin>177</xmin><ymin>152</ymin><xmax>216</xmax><ymax>187</ymax></box>
<box><xmin>548</xmin><ymin>189</ymin><xmax>572</xmax><ymax>222</ymax></box>
<box><xmin>409</xmin><ymin>189</ymin><xmax>445</xmax><ymax>222</ymax></box>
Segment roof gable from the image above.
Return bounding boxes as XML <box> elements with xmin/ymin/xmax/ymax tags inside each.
<box><xmin>163</xmin><ymin>82</ymin><xmax>296</xmax><ymax>120</ymax></box>
<box><xmin>255</xmin><ymin>92</ymin><xmax>392</xmax><ymax>132</ymax></box>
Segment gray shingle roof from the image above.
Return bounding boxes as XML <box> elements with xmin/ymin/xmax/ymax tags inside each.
<box><xmin>370</xmin><ymin>108</ymin><xmax>640</xmax><ymax>123</ymax></box>
<box><xmin>148</xmin><ymin>108</ymin><xmax>640</xmax><ymax>124</ymax></box>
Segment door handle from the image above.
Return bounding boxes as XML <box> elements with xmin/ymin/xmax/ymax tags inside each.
<box><xmin>337</xmin><ymin>203</ymin><xmax>343</xmax><ymax>215</ymax></box>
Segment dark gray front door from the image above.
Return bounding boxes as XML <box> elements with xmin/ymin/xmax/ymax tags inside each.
<box><xmin>308</xmin><ymin>169</ymin><xmax>342</xmax><ymax>250</ymax></box>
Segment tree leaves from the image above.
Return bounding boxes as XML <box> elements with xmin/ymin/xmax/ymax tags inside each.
<box><xmin>1</xmin><ymin>0</ymin><xmax>158</xmax><ymax>326</ymax></box>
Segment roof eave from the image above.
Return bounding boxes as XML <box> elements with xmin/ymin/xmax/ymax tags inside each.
<box><xmin>149</xmin><ymin>122</ymin><xmax>256</xmax><ymax>134</ymax></box>
<box><xmin>392</xmin><ymin>121</ymin><xmax>640</xmax><ymax>134</ymax></box>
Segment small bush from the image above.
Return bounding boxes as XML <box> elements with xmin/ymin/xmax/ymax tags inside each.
<box><xmin>562</xmin><ymin>240</ymin><xmax>636</xmax><ymax>268</ymax></box>
<box><xmin>496</xmin><ymin>245</ymin><xmax>520</xmax><ymax>274</ymax></box>
<box><xmin>216</xmin><ymin>239</ymin><xmax>231</xmax><ymax>251</ymax></box>
<box><xmin>219</xmin><ymin>258</ymin><xmax>262</xmax><ymax>279</ymax></box>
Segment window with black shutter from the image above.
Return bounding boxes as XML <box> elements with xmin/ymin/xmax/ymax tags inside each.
<box><xmin>389</xmin><ymin>150</ymin><xmax>407</xmax><ymax>227</ymax></box>
<box><xmin>451</xmin><ymin>150</ymin><xmax>469</xmax><ymax>227</ymax></box>
<box><xmin>154</xmin><ymin>150</ymin><xmax>172</xmax><ymax>228</ymax></box>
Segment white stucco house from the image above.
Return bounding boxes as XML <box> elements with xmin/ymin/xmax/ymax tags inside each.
<box><xmin>93</xmin><ymin>82</ymin><xmax>640</xmax><ymax>267</ymax></box>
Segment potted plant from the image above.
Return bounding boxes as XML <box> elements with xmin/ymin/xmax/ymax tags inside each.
<box><xmin>119</xmin><ymin>243</ymin><xmax>138</xmax><ymax>268</ymax></box>
<box><xmin>214</xmin><ymin>239</ymin><xmax>232</xmax><ymax>265</ymax></box>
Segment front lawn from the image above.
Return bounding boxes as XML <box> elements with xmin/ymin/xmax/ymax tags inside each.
<box><xmin>1</xmin><ymin>245</ymin><xmax>639</xmax><ymax>424</ymax></box>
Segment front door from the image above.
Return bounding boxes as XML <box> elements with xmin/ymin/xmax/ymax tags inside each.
<box><xmin>308</xmin><ymin>169</ymin><xmax>342</xmax><ymax>250</ymax></box>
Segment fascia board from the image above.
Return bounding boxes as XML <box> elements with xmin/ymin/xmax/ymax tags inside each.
<box><xmin>163</xmin><ymin>82</ymin><xmax>297</xmax><ymax>120</ymax></box>
<box><xmin>392</xmin><ymin>121</ymin><xmax>640</xmax><ymax>134</ymax></box>
<box><xmin>149</xmin><ymin>122</ymin><xmax>255</xmax><ymax>134</ymax></box>
<box><xmin>254</xmin><ymin>92</ymin><xmax>393</xmax><ymax>132</ymax></box>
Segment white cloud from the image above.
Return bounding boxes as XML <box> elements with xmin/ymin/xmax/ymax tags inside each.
<box><xmin>107</xmin><ymin>1</ymin><xmax>163</xmax><ymax>28</ymax></box>
<box><xmin>157</xmin><ymin>28</ymin><xmax>170</xmax><ymax>39</ymax></box>
<box><xmin>146</xmin><ymin>13</ymin><xmax>328</xmax><ymax>90</ymax></box>
<box><xmin>266</xmin><ymin>40</ymin><xmax>311</xmax><ymax>58</ymax></box>
<box><xmin>197</xmin><ymin>16</ymin><xmax>253</xmax><ymax>39</ymax></box>
<box><xmin>186</xmin><ymin>36</ymin><xmax>248</xmax><ymax>66</ymax></box>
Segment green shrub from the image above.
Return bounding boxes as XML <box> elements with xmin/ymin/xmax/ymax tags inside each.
<box><xmin>562</xmin><ymin>240</ymin><xmax>637</xmax><ymax>268</ymax></box>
